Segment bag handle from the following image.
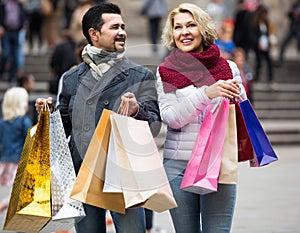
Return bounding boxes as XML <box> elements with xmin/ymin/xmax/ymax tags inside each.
<box><xmin>117</xmin><ymin>98</ymin><xmax>129</xmax><ymax>116</ymax></box>
<box><xmin>41</xmin><ymin>100</ymin><xmax>50</xmax><ymax>112</ymax></box>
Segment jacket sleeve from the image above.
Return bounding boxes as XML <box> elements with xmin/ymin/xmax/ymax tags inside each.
<box><xmin>133</xmin><ymin>68</ymin><xmax>161</xmax><ymax>137</ymax></box>
<box><xmin>228</xmin><ymin>60</ymin><xmax>247</xmax><ymax>101</ymax></box>
<box><xmin>156</xmin><ymin>69</ymin><xmax>212</xmax><ymax>129</ymax></box>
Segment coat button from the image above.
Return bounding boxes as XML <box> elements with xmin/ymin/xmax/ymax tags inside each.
<box><xmin>87</xmin><ymin>100</ymin><xmax>93</xmax><ymax>105</ymax></box>
<box><xmin>104</xmin><ymin>100</ymin><xmax>109</xmax><ymax>105</ymax></box>
<box><xmin>84</xmin><ymin>126</ymin><xmax>90</xmax><ymax>131</ymax></box>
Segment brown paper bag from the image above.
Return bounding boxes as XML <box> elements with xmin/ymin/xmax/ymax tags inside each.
<box><xmin>70</xmin><ymin>109</ymin><xmax>126</xmax><ymax>214</ymax></box>
<box><xmin>219</xmin><ymin>104</ymin><xmax>238</xmax><ymax>184</ymax></box>
<box><xmin>104</xmin><ymin>114</ymin><xmax>177</xmax><ymax>212</ymax></box>
<box><xmin>4</xmin><ymin>108</ymin><xmax>51</xmax><ymax>233</ymax></box>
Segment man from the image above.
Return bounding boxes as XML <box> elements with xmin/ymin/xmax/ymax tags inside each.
<box><xmin>35</xmin><ymin>3</ymin><xmax>161</xmax><ymax>233</ymax></box>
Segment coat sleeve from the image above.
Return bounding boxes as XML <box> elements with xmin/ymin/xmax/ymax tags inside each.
<box><xmin>133</xmin><ymin>68</ymin><xmax>162</xmax><ymax>137</ymax></box>
<box><xmin>228</xmin><ymin>60</ymin><xmax>247</xmax><ymax>101</ymax></box>
<box><xmin>156</xmin><ymin>69</ymin><xmax>212</xmax><ymax>129</ymax></box>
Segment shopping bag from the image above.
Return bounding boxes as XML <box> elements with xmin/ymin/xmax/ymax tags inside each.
<box><xmin>218</xmin><ymin>103</ymin><xmax>238</xmax><ymax>184</ymax></box>
<box><xmin>104</xmin><ymin>113</ymin><xmax>177</xmax><ymax>213</ymax></box>
<box><xmin>4</xmin><ymin>105</ymin><xmax>51</xmax><ymax>233</ymax></box>
<box><xmin>235</xmin><ymin>102</ymin><xmax>255</xmax><ymax>162</ymax></box>
<box><xmin>70</xmin><ymin>109</ymin><xmax>126</xmax><ymax>214</ymax></box>
<box><xmin>239</xmin><ymin>100</ymin><xmax>278</xmax><ymax>166</ymax></box>
<box><xmin>180</xmin><ymin>99</ymin><xmax>229</xmax><ymax>195</ymax></box>
<box><xmin>40</xmin><ymin>110</ymin><xmax>85</xmax><ymax>233</ymax></box>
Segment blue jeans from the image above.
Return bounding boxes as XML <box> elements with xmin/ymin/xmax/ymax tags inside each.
<box><xmin>0</xmin><ymin>30</ymin><xmax>21</xmax><ymax>82</ymax></box>
<box><xmin>164</xmin><ymin>159</ymin><xmax>236</xmax><ymax>233</ymax></box>
<box><xmin>111</xmin><ymin>207</ymin><xmax>146</xmax><ymax>233</ymax></box>
<box><xmin>75</xmin><ymin>203</ymin><xmax>146</xmax><ymax>233</ymax></box>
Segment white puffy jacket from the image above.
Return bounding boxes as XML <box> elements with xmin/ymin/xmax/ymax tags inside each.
<box><xmin>156</xmin><ymin>60</ymin><xmax>247</xmax><ymax>161</ymax></box>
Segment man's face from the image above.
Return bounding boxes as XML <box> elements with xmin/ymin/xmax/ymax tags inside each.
<box><xmin>93</xmin><ymin>13</ymin><xmax>127</xmax><ymax>52</ymax></box>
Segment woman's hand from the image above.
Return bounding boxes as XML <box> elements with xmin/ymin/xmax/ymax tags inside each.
<box><xmin>35</xmin><ymin>97</ymin><xmax>54</xmax><ymax>114</ymax></box>
<box><xmin>205</xmin><ymin>79</ymin><xmax>240</xmax><ymax>100</ymax></box>
<box><xmin>120</xmin><ymin>92</ymin><xmax>139</xmax><ymax>117</ymax></box>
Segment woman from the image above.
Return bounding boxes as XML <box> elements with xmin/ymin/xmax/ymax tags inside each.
<box><xmin>0</xmin><ymin>87</ymin><xmax>32</xmax><ymax>212</ymax></box>
<box><xmin>250</xmin><ymin>4</ymin><xmax>275</xmax><ymax>85</ymax></box>
<box><xmin>156</xmin><ymin>3</ymin><xmax>247</xmax><ymax>233</ymax></box>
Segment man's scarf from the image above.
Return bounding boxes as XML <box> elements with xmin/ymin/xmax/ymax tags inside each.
<box><xmin>82</xmin><ymin>44</ymin><xmax>125</xmax><ymax>78</ymax></box>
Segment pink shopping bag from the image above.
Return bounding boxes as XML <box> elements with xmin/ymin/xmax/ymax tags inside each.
<box><xmin>180</xmin><ymin>99</ymin><xmax>229</xmax><ymax>195</ymax></box>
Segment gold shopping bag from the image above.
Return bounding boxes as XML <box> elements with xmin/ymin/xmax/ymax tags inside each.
<box><xmin>104</xmin><ymin>113</ymin><xmax>177</xmax><ymax>213</ymax></box>
<box><xmin>3</xmin><ymin>105</ymin><xmax>51</xmax><ymax>233</ymax></box>
<box><xmin>40</xmin><ymin>110</ymin><xmax>85</xmax><ymax>233</ymax></box>
<box><xmin>219</xmin><ymin>103</ymin><xmax>238</xmax><ymax>184</ymax></box>
<box><xmin>70</xmin><ymin>109</ymin><xmax>126</xmax><ymax>214</ymax></box>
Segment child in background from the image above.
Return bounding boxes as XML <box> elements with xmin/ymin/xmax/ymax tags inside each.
<box><xmin>215</xmin><ymin>19</ymin><xmax>236</xmax><ymax>59</ymax></box>
<box><xmin>0</xmin><ymin>87</ymin><xmax>33</xmax><ymax>212</ymax></box>
<box><xmin>231</xmin><ymin>47</ymin><xmax>253</xmax><ymax>101</ymax></box>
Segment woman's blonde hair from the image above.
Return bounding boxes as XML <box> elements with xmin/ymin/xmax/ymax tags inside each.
<box><xmin>2</xmin><ymin>87</ymin><xmax>29</xmax><ymax>121</ymax></box>
<box><xmin>161</xmin><ymin>3</ymin><xmax>218</xmax><ymax>49</ymax></box>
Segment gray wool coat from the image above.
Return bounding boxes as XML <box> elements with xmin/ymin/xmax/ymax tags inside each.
<box><xmin>57</xmin><ymin>57</ymin><xmax>161</xmax><ymax>173</ymax></box>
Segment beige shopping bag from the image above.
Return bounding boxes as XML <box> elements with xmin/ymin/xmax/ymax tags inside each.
<box><xmin>70</xmin><ymin>109</ymin><xmax>126</xmax><ymax>214</ymax></box>
<box><xmin>219</xmin><ymin>103</ymin><xmax>238</xmax><ymax>184</ymax></box>
<box><xmin>104</xmin><ymin>114</ymin><xmax>177</xmax><ymax>213</ymax></box>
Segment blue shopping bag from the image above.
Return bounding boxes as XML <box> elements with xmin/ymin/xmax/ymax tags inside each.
<box><xmin>239</xmin><ymin>100</ymin><xmax>278</xmax><ymax>166</ymax></box>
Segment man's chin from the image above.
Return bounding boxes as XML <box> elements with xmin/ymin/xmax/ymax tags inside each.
<box><xmin>116</xmin><ymin>45</ymin><xmax>125</xmax><ymax>52</ymax></box>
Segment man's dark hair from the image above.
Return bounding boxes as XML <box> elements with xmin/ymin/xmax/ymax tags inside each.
<box><xmin>17</xmin><ymin>74</ymin><xmax>29</xmax><ymax>87</ymax></box>
<box><xmin>82</xmin><ymin>2</ymin><xmax>121</xmax><ymax>44</ymax></box>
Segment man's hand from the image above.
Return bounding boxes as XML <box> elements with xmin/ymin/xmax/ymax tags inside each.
<box><xmin>120</xmin><ymin>92</ymin><xmax>139</xmax><ymax>117</ymax></box>
<box><xmin>35</xmin><ymin>97</ymin><xmax>54</xmax><ymax>114</ymax></box>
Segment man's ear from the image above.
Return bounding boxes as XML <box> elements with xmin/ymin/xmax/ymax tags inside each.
<box><xmin>88</xmin><ymin>28</ymin><xmax>99</xmax><ymax>42</ymax></box>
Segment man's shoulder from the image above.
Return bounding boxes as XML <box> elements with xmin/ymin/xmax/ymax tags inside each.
<box><xmin>125</xmin><ymin>58</ymin><xmax>154</xmax><ymax>76</ymax></box>
<box><xmin>63</xmin><ymin>62</ymin><xmax>88</xmax><ymax>79</ymax></box>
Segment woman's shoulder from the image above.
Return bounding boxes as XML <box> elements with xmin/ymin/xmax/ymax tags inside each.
<box><xmin>226</xmin><ymin>59</ymin><xmax>238</xmax><ymax>71</ymax></box>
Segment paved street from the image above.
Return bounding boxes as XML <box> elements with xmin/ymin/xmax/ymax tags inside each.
<box><xmin>1</xmin><ymin>145</ymin><xmax>299</xmax><ymax>233</ymax></box>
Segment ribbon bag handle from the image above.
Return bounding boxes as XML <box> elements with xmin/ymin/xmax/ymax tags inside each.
<box><xmin>117</xmin><ymin>98</ymin><xmax>129</xmax><ymax>116</ymax></box>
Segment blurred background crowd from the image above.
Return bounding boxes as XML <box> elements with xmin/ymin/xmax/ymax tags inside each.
<box><xmin>0</xmin><ymin>0</ymin><xmax>299</xmax><ymax>101</ymax></box>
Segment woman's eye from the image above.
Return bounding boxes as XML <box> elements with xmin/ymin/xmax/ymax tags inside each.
<box><xmin>188</xmin><ymin>23</ymin><xmax>196</xmax><ymax>28</ymax></box>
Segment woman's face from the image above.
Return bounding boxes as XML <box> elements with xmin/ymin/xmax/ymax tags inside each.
<box><xmin>172</xmin><ymin>12</ymin><xmax>203</xmax><ymax>53</ymax></box>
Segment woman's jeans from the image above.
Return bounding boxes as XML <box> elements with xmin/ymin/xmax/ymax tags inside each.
<box><xmin>75</xmin><ymin>204</ymin><xmax>146</xmax><ymax>233</ymax></box>
<box><xmin>164</xmin><ymin>159</ymin><xmax>236</xmax><ymax>233</ymax></box>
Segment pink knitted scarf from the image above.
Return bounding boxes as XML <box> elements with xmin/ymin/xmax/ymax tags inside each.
<box><xmin>158</xmin><ymin>44</ymin><xmax>233</xmax><ymax>93</ymax></box>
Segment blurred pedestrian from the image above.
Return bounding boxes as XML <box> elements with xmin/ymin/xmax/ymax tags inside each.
<box><xmin>233</xmin><ymin>0</ymin><xmax>254</xmax><ymax>59</ymax></box>
<box><xmin>25</xmin><ymin>0</ymin><xmax>44</xmax><ymax>54</ymax></box>
<box><xmin>49</xmin><ymin>31</ymin><xmax>77</xmax><ymax>95</ymax></box>
<box><xmin>55</xmin><ymin>38</ymin><xmax>88</xmax><ymax>107</ymax></box>
<box><xmin>0</xmin><ymin>87</ymin><xmax>33</xmax><ymax>212</ymax></box>
<box><xmin>69</xmin><ymin>0</ymin><xmax>95</xmax><ymax>43</ymax></box>
<box><xmin>250</xmin><ymin>4</ymin><xmax>276</xmax><ymax>86</ymax></box>
<box><xmin>17</xmin><ymin>73</ymin><xmax>36</xmax><ymax>93</ymax></box>
<box><xmin>63</xmin><ymin>0</ymin><xmax>78</xmax><ymax>29</ymax></box>
<box><xmin>206</xmin><ymin>0</ymin><xmax>228</xmax><ymax>34</ymax></box>
<box><xmin>215</xmin><ymin>19</ymin><xmax>236</xmax><ymax>59</ymax></box>
<box><xmin>0</xmin><ymin>0</ymin><xmax>27</xmax><ymax>83</ymax></box>
<box><xmin>140</xmin><ymin>0</ymin><xmax>168</xmax><ymax>53</ymax></box>
<box><xmin>157</xmin><ymin>3</ymin><xmax>246</xmax><ymax>233</ymax></box>
<box><xmin>231</xmin><ymin>47</ymin><xmax>253</xmax><ymax>101</ymax></box>
<box><xmin>41</xmin><ymin>0</ymin><xmax>60</xmax><ymax>51</ymax></box>
<box><xmin>278</xmin><ymin>0</ymin><xmax>300</xmax><ymax>63</ymax></box>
